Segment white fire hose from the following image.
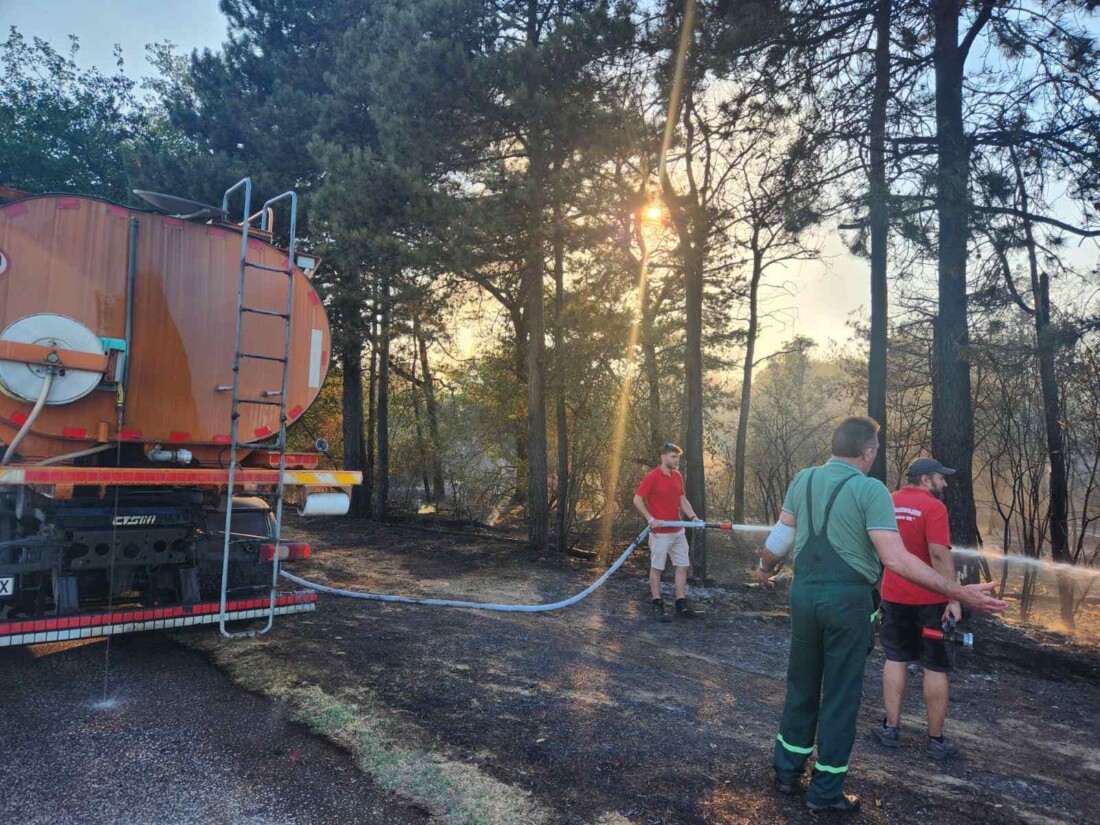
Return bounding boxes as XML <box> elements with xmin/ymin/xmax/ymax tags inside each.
<box><xmin>280</xmin><ymin>520</ymin><xmax>770</xmax><ymax>613</ymax></box>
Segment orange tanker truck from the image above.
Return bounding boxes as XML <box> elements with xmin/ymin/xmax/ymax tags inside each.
<box><xmin>0</xmin><ymin>179</ymin><xmax>360</xmax><ymax>645</ymax></box>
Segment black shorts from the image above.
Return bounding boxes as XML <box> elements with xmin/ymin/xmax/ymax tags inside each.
<box><xmin>880</xmin><ymin>600</ymin><xmax>951</xmax><ymax>673</ymax></box>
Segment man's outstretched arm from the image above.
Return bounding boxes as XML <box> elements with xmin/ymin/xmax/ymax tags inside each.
<box><xmin>870</xmin><ymin>530</ymin><xmax>1005</xmax><ymax>615</ymax></box>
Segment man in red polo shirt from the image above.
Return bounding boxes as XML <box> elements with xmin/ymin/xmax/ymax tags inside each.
<box><xmin>633</xmin><ymin>442</ymin><xmax>705</xmax><ymax>622</ymax></box>
<box><xmin>875</xmin><ymin>457</ymin><xmax>961</xmax><ymax>760</ymax></box>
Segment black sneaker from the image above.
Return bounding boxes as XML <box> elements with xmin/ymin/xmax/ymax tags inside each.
<box><xmin>652</xmin><ymin>598</ymin><xmax>671</xmax><ymax>623</ymax></box>
<box><xmin>806</xmin><ymin>793</ymin><xmax>861</xmax><ymax>812</ymax></box>
<box><xmin>927</xmin><ymin>735</ymin><xmax>958</xmax><ymax>760</ymax></box>
<box><xmin>675</xmin><ymin>597</ymin><xmax>704</xmax><ymax>618</ymax></box>
<box><xmin>875</xmin><ymin>719</ymin><xmax>900</xmax><ymax>748</ymax></box>
<box><xmin>776</xmin><ymin>776</ymin><xmax>803</xmax><ymax>796</ymax></box>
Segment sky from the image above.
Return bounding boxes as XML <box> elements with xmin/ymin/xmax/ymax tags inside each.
<box><xmin>0</xmin><ymin>0</ymin><xmax>227</xmax><ymax>78</ymax></box>
<box><xmin>0</xmin><ymin>0</ymin><xmax>868</xmax><ymax>355</ymax></box>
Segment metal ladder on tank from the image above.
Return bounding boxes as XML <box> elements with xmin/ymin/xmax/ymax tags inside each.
<box><xmin>217</xmin><ymin>177</ymin><xmax>298</xmax><ymax>639</ymax></box>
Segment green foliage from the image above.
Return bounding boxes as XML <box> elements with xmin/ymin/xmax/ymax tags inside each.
<box><xmin>0</xmin><ymin>29</ymin><xmax>141</xmax><ymax>199</ymax></box>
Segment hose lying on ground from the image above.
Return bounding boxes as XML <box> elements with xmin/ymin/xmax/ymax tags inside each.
<box><xmin>279</xmin><ymin>521</ymin><xmax>770</xmax><ymax>613</ymax></box>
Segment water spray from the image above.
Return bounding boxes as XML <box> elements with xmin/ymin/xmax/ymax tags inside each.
<box><xmin>952</xmin><ymin>546</ymin><xmax>1100</xmax><ymax>583</ymax></box>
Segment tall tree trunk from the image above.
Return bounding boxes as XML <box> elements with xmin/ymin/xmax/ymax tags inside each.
<box><xmin>1035</xmin><ymin>271</ymin><xmax>1074</xmax><ymax>625</ymax></box>
<box><xmin>733</xmin><ymin>243</ymin><xmax>762</xmax><ymax>524</ymax></box>
<box><xmin>376</xmin><ymin>269</ymin><xmax>392</xmax><ymax>520</ymax></box>
<box><xmin>553</xmin><ymin>198</ymin><xmax>570</xmax><ymax>551</ymax></box>
<box><xmin>523</xmin><ymin>1</ymin><xmax>549</xmax><ymax>551</ymax></box>
<box><xmin>684</xmin><ymin>240</ymin><xmax>707</xmax><ymax>582</ymax></box>
<box><xmin>642</xmin><ymin>289</ymin><xmax>662</xmax><ymax>454</ymax></box>
<box><xmin>1012</xmin><ymin>150</ymin><xmax>1075</xmax><ymax>627</ymax></box>
<box><xmin>867</xmin><ymin>0</ymin><xmax>892</xmax><ymax>483</ymax></box>
<box><xmin>416</xmin><ymin>320</ymin><xmax>445</xmax><ymax>504</ymax></box>
<box><xmin>524</xmin><ymin>165</ymin><xmax>549</xmax><ymax>550</ymax></box>
<box><xmin>365</xmin><ymin>279</ymin><xmax>378</xmax><ymax>517</ymax></box>
<box><xmin>340</xmin><ymin>326</ymin><xmax>369</xmax><ymax>519</ymax></box>
<box><xmin>410</xmin><ymin>353</ymin><xmax>431</xmax><ymax>504</ymax></box>
<box><xmin>512</xmin><ymin>309</ymin><xmax>529</xmax><ymax>505</ymax></box>
<box><xmin>931</xmin><ymin>0</ymin><xmax>979</xmax><ymax>581</ymax></box>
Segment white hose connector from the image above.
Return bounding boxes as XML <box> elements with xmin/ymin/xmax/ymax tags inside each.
<box><xmin>146</xmin><ymin>446</ymin><xmax>192</xmax><ymax>464</ymax></box>
<box><xmin>1</xmin><ymin>370</ymin><xmax>54</xmax><ymax>466</ymax></box>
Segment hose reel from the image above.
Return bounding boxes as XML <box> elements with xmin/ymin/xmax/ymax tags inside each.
<box><xmin>0</xmin><ymin>314</ymin><xmax>107</xmax><ymax>405</ymax></box>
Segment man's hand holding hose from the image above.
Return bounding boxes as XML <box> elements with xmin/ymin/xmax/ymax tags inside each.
<box><xmin>755</xmin><ymin>512</ymin><xmax>796</xmax><ymax>590</ymax></box>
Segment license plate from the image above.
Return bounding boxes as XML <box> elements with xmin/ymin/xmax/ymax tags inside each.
<box><xmin>0</xmin><ymin>577</ymin><xmax>12</xmax><ymax>597</ymax></box>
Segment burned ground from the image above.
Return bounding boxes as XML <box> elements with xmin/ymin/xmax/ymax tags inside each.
<box><xmin>182</xmin><ymin>517</ymin><xmax>1100</xmax><ymax>825</ymax></box>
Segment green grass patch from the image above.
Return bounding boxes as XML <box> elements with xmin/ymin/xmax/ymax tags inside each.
<box><xmin>178</xmin><ymin>633</ymin><xmax>552</xmax><ymax>825</ymax></box>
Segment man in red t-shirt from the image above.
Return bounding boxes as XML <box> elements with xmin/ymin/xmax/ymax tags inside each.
<box><xmin>875</xmin><ymin>457</ymin><xmax>961</xmax><ymax>760</ymax></box>
<box><xmin>633</xmin><ymin>442</ymin><xmax>705</xmax><ymax>622</ymax></box>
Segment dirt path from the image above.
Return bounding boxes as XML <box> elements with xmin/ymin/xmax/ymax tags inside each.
<box><xmin>189</xmin><ymin>518</ymin><xmax>1100</xmax><ymax>824</ymax></box>
<box><xmin>0</xmin><ymin>632</ymin><xmax>429</xmax><ymax>824</ymax></box>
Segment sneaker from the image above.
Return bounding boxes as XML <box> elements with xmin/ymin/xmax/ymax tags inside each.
<box><xmin>652</xmin><ymin>599</ymin><xmax>671</xmax><ymax>623</ymax></box>
<box><xmin>675</xmin><ymin>597</ymin><xmax>704</xmax><ymax>618</ymax></box>
<box><xmin>806</xmin><ymin>793</ymin><xmax>861</xmax><ymax>812</ymax></box>
<box><xmin>927</xmin><ymin>735</ymin><xmax>958</xmax><ymax>760</ymax></box>
<box><xmin>875</xmin><ymin>719</ymin><xmax>899</xmax><ymax>748</ymax></box>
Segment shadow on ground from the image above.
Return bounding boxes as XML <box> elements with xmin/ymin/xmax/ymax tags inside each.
<box><xmin>193</xmin><ymin>516</ymin><xmax>1100</xmax><ymax>825</ymax></box>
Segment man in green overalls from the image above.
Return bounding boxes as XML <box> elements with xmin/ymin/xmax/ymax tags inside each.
<box><xmin>755</xmin><ymin>417</ymin><xmax>1005</xmax><ymax>812</ymax></box>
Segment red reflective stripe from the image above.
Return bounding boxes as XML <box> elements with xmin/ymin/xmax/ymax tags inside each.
<box><xmin>287</xmin><ymin>405</ymin><xmax>303</xmax><ymax>419</ymax></box>
<box><xmin>107</xmin><ymin>205</ymin><xmax>129</xmax><ymax>218</ymax></box>
<box><xmin>56</xmin><ymin>198</ymin><xmax>80</xmax><ymax>210</ymax></box>
<box><xmin>10</xmin><ymin>467</ymin><xmax>285</xmax><ymax>485</ymax></box>
<box><xmin>2</xmin><ymin>202</ymin><xmax>28</xmax><ymax>217</ymax></box>
<box><xmin>308</xmin><ymin>290</ymin><xmax>320</xmax><ymax>306</ymax></box>
<box><xmin>169</xmin><ymin>432</ymin><xmax>190</xmax><ymax>443</ymax></box>
<box><xmin>254</xmin><ymin>425</ymin><xmax>273</xmax><ymax>438</ymax></box>
<box><xmin>11</xmin><ymin>412</ymin><xmax>28</xmax><ymax>426</ymax></box>
<box><xmin>163</xmin><ymin>217</ymin><xmax>184</xmax><ymax>229</ymax></box>
<box><xmin>0</xmin><ymin>592</ymin><xmax>317</xmax><ymax>636</ymax></box>
<box><xmin>62</xmin><ymin>427</ymin><xmax>87</xmax><ymax>439</ymax></box>
<box><xmin>119</xmin><ymin>429</ymin><xmax>142</xmax><ymax>440</ymax></box>
<box><xmin>213</xmin><ymin>435</ymin><xmax>232</xmax><ymax>445</ymax></box>
<box><xmin>206</xmin><ymin>227</ymin><xmax>226</xmax><ymax>238</ymax></box>
<box><xmin>264</xmin><ymin>452</ymin><xmax>319</xmax><ymax>469</ymax></box>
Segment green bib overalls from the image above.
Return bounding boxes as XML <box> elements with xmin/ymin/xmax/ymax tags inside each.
<box><xmin>773</xmin><ymin>470</ymin><xmax>879</xmax><ymax>805</ymax></box>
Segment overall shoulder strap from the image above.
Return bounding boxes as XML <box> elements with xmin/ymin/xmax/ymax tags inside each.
<box><xmin>804</xmin><ymin>470</ymin><xmax>817</xmax><ymax>537</ymax></box>
<box><xmin>820</xmin><ymin>474</ymin><xmax>857</xmax><ymax>534</ymax></box>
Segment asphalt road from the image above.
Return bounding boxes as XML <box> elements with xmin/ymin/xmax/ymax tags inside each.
<box><xmin>0</xmin><ymin>633</ymin><xmax>428</xmax><ymax>825</ymax></box>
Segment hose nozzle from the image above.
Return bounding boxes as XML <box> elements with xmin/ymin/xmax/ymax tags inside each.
<box><xmin>922</xmin><ymin>617</ymin><xmax>974</xmax><ymax>648</ymax></box>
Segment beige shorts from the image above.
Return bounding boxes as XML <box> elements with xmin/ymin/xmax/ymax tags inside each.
<box><xmin>649</xmin><ymin>529</ymin><xmax>690</xmax><ymax>569</ymax></box>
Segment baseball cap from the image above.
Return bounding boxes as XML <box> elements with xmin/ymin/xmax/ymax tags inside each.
<box><xmin>906</xmin><ymin>457</ymin><xmax>956</xmax><ymax>479</ymax></box>
<box><xmin>660</xmin><ymin>442</ymin><xmax>683</xmax><ymax>456</ymax></box>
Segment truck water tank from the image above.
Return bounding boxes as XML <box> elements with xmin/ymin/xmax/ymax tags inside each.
<box><xmin>0</xmin><ymin>195</ymin><xmax>331</xmax><ymax>464</ymax></box>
